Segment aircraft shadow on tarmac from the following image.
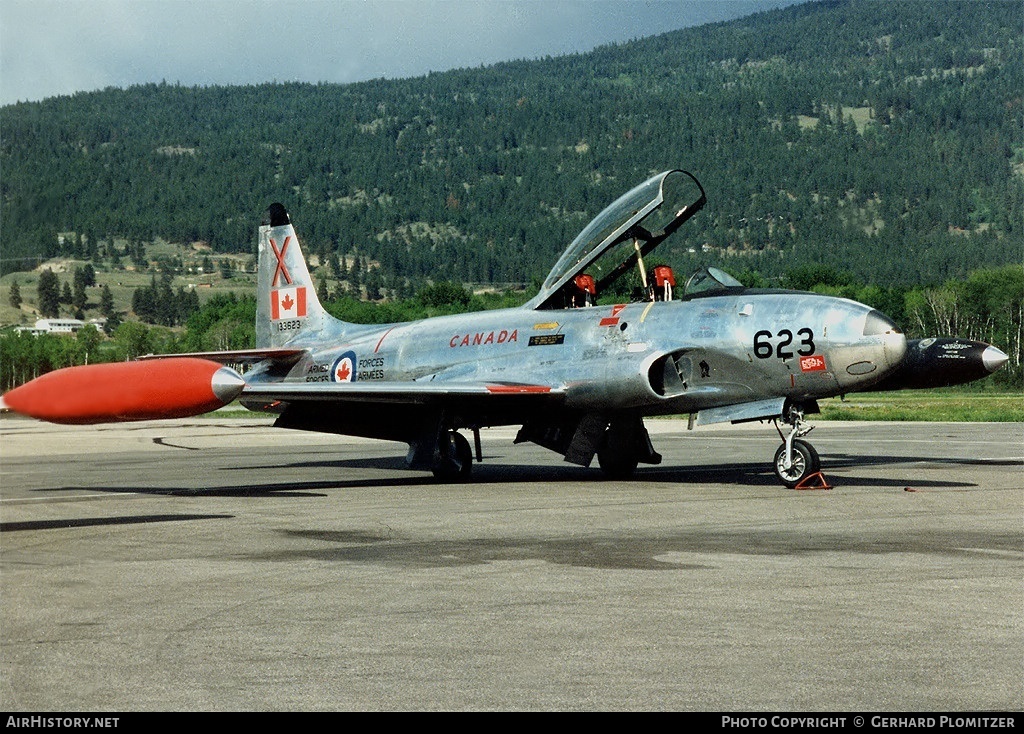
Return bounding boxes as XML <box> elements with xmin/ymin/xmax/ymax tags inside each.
<box><xmin>252</xmin><ymin>449</ymin><xmax>1015</xmax><ymax>472</ymax></box>
<box><xmin>213</xmin><ymin>451</ymin><xmax>988</xmax><ymax>489</ymax></box>
<box><xmin>0</xmin><ymin>513</ymin><xmax>233</xmax><ymax>533</ymax></box>
<box><xmin>44</xmin><ymin>453</ymin><xmax>983</xmax><ymax>497</ymax></box>
<box><xmin>46</xmin><ymin>482</ymin><xmax>344</xmax><ymax>497</ymax></box>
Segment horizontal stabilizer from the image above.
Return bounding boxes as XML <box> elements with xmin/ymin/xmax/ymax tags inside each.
<box><xmin>138</xmin><ymin>348</ymin><xmax>308</xmax><ymax>366</ymax></box>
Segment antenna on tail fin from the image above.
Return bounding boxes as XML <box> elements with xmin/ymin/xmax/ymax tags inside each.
<box><xmin>256</xmin><ymin>203</ymin><xmax>344</xmax><ymax>348</ymax></box>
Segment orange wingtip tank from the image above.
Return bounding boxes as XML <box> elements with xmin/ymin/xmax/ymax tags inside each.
<box><xmin>2</xmin><ymin>358</ymin><xmax>245</xmax><ymax>424</ymax></box>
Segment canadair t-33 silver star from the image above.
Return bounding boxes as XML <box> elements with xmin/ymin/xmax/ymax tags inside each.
<box><xmin>3</xmin><ymin>170</ymin><xmax>1009</xmax><ymax>487</ymax></box>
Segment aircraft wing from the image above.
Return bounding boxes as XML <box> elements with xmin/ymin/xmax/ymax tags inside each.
<box><xmin>241</xmin><ymin>380</ymin><xmax>562</xmax><ymax>405</ymax></box>
<box><xmin>240</xmin><ymin>379</ymin><xmax>565</xmax><ymax>445</ymax></box>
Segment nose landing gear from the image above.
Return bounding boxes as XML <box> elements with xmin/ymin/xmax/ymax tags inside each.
<box><xmin>772</xmin><ymin>406</ymin><xmax>823</xmax><ymax>488</ymax></box>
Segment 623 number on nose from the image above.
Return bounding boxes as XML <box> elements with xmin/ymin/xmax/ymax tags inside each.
<box><xmin>753</xmin><ymin>328</ymin><xmax>815</xmax><ymax>359</ymax></box>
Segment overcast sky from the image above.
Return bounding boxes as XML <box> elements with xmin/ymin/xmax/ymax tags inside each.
<box><xmin>1</xmin><ymin>0</ymin><xmax>802</xmax><ymax>106</ymax></box>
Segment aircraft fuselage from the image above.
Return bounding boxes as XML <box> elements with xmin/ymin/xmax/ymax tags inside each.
<box><xmin>280</xmin><ymin>290</ymin><xmax>906</xmax><ymax>422</ymax></box>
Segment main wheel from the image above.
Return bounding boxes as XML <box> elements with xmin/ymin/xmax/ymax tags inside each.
<box><xmin>597</xmin><ymin>442</ymin><xmax>639</xmax><ymax>479</ymax></box>
<box><xmin>772</xmin><ymin>439</ymin><xmax>820</xmax><ymax>488</ymax></box>
<box><xmin>432</xmin><ymin>431</ymin><xmax>473</xmax><ymax>482</ymax></box>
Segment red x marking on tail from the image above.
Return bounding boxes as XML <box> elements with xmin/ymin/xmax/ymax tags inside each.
<box><xmin>270</xmin><ymin>236</ymin><xmax>293</xmax><ymax>287</ymax></box>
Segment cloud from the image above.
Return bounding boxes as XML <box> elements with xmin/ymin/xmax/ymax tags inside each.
<box><xmin>1</xmin><ymin>0</ymin><xmax>799</xmax><ymax>105</ymax></box>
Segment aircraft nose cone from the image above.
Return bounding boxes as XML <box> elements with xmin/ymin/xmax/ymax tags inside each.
<box><xmin>982</xmin><ymin>345</ymin><xmax>1009</xmax><ymax>373</ymax></box>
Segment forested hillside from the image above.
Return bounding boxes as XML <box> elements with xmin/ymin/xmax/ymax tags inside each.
<box><xmin>2</xmin><ymin>0</ymin><xmax>1022</xmax><ymax>291</ymax></box>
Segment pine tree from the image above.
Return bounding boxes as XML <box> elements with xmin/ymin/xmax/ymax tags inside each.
<box><xmin>99</xmin><ymin>285</ymin><xmax>120</xmax><ymax>333</ymax></box>
<box><xmin>72</xmin><ymin>269</ymin><xmax>88</xmax><ymax>313</ymax></box>
<box><xmin>99</xmin><ymin>284</ymin><xmax>115</xmax><ymax>318</ymax></box>
<box><xmin>9</xmin><ymin>280</ymin><xmax>22</xmax><ymax>309</ymax></box>
<box><xmin>37</xmin><ymin>270</ymin><xmax>60</xmax><ymax>318</ymax></box>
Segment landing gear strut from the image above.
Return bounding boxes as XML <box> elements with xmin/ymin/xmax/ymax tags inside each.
<box><xmin>772</xmin><ymin>406</ymin><xmax>821</xmax><ymax>488</ymax></box>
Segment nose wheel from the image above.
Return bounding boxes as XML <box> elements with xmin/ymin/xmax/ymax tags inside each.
<box><xmin>772</xmin><ymin>405</ymin><xmax>822</xmax><ymax>488</ymax></box>
<box><xmin>773</xmin><ymin>439</ymin><xmax>821</xmax><ymax>488</ymax></box>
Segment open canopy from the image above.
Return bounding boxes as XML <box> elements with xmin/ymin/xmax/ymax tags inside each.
<box><xmin>529</xmin><ymin>169</ymin><xmax>707</xmax><ymax>310</ymax></box>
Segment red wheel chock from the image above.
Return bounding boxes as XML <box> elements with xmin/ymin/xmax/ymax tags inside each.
<box><xmin>794</xmin><ymin>471</ymin><xmax>833</xmax><ymax>490</ymax></box>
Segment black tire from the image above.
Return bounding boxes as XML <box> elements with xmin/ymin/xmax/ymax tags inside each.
<box><xmin>772</xmin><ymin>439</ymin><xmax>820</xmax><ymax>488</ymax></box>
<box><xmin>432</xmin><ymin>431</ymin><xmax>473</xmax><ymax>482</ymax></box>
<box><xmin>597</xmin><ymin>442</ymin><xmax>639</xmax><ymax>479</ymax></box>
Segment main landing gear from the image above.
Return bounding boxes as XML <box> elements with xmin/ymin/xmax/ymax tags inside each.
<box><xmin>772</xmin><ymin>405</ymin><xmax>822</xmax><ymax>488</ymax></box>
<box><xmin>431</xmin><ymin>430</ymin><xmax>474</xmax><ymax>482</ymax></box>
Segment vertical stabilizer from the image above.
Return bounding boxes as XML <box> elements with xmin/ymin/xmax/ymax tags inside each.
<box><xmin>256</xmin><ymin>203</ymin><xmax>336</xmax><ymax>348</ymax></box>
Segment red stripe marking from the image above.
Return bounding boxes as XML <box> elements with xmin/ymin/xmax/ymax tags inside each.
<box><xmin>374</xmin><ymin>326</ymin><xmax>396</xmax><ymax>353</ymax></box>
<box><xmin>599</xmin><ymin>317</ymin><xmax>619</xmax><ymax>327</ymax></box>
<box><xmin>486</xmin><ymin>385</ymin><xmax>552</xmax><ymax>394</ymax></box>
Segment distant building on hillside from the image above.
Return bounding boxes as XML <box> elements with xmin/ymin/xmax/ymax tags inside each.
<box><xmin>35</xmin><ymin>318</ymin><xmax>85</xmax><ymax>333</ymax></box>
<box><xmin>13</xmin><ymin>317</ymin><xmax>103</xmax><ymax>335</ymax></box>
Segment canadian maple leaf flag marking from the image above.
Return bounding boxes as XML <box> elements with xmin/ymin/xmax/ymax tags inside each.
<box><xmin>271</xmin><ymin>286</ymin><xmax>307</xmax><ymax>320</ymax></box>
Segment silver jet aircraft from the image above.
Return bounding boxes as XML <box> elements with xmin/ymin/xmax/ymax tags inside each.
<box><xmin>3</xmin><ymin>170</ymin><xmax>1009</xmax><ymax>487</ymax></box>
